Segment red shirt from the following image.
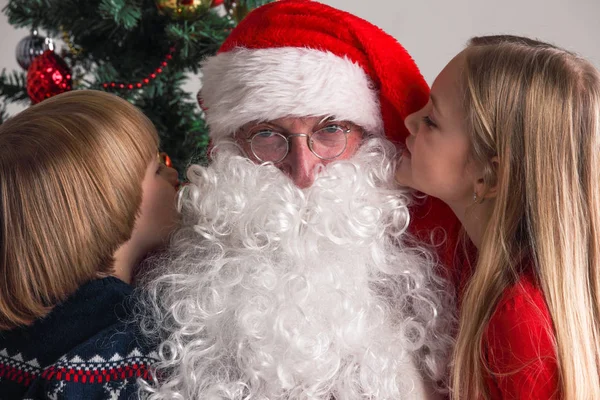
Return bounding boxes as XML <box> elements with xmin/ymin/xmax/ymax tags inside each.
<box><xmin>451</xmin><ymin>250</ymin><xmax>560</xmax><ymax>399</ymax></box>
<box><xmin>410</xmin><ymin>197</ymin><xmax>560</xmax><ymax>399</ymax></box>
<box><xmin>483</xmin><ymin>272</ymin><xmax>560</xmax><ymax>399</ymax></box>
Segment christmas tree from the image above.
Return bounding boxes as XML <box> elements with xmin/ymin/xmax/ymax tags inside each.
<box><xmin>0</xmin><ymin>0</ymin><xmax>272</xmax><ymax>171</ymax></box>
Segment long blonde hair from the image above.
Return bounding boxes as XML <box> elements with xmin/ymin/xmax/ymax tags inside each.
<box><xmin>452</xmin><ymin>35</ymin><xmax>600</xmax><ymax>399</ymax></box>
<box><xmin>0</xmin><ymin>90</ymin><xmax>158</xmax><ymax>330</ymax></box>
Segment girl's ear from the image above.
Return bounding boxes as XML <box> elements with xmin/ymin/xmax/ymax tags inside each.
<box><xmin>474</xmin><ymin>156</ymin><xmax>499</xmax><ymax>200</ymax></box>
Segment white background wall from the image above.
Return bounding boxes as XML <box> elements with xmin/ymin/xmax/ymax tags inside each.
<box><xmin>1</xmin><ymin>0</ymin><xmax>598</xmax><ymax>116</ymax></box>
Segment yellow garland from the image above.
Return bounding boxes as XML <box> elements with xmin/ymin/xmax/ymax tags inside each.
<box><xmin>61</xmin><ymin>27</ymin><xmax>82</xmax><ymax>57</ymax></box>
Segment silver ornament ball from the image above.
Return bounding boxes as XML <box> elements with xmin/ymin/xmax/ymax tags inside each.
<box><xmin>16</xmin><ymin>30</ymin><xmax>54</xmax><ymax>71</ymax></box>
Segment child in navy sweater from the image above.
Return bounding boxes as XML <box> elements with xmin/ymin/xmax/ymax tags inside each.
<box><xmin>0</xmin><ymin>90</ymin><xmax>179</xmax><ymax>399</ymax></box>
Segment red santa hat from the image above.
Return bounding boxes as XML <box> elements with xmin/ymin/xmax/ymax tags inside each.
<box><xmin>199</xmin><ymin>0</ymin><xmax>429</xmax><ymax>144</ymax></box>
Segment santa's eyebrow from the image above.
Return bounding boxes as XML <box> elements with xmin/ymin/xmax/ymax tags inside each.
<box><xmin>245</xmin><ymin>121</ymin><xmax>284</xmax><ymax>131</ymax></box>
<box><xmin>318</xmin><ymin>115</ymin><xmax>336</xmax><ymax>125</ymax></box>
<box><xmin>259</xmin><ymin>122</ymin><xmax>286</xmax><ymax>131</ymax></box>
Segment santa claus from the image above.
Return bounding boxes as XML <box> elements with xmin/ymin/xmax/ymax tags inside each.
<box><xmin>140</xmin><ymin>1</ymin><xmax>458</xmax><ymax>399</ymax></box>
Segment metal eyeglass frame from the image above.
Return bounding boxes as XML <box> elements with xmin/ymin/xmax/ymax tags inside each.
<box><xmin>245</xmin><ymin>127</ymin><xmax>352</xmax><ymax>163</ymax></box>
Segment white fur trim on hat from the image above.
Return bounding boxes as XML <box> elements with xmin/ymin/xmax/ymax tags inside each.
<box><xmin>200</xmin><ymin>48</ymin><xmax>383</xmax><ymax>142</ymax></box>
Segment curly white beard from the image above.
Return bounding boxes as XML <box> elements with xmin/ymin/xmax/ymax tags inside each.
<box><xmin>139</xmin><ymin>138</ymin><xmax>455</xmax><ymax>400</ymax></box>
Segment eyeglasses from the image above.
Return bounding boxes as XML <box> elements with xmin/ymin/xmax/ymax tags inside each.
<box><xmin>243</xmin><ymin>123</ymin><xmax>354</xmax><ymax>163</ymax></box>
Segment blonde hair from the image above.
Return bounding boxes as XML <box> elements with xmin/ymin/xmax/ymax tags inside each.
<box><xmin>0</xmin><ymin>90</ymin><xmax>158</xmax><ymax>330</ymax></box>
<box><xmin>452</xmin><ymin>35</ymin><xmax>600</xmax><ymax>399</ymax></box>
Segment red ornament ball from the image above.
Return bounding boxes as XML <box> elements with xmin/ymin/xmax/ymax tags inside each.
<box><xmin>27</xmin><ymin>50</ymin><xmax>72</xmax><ymax>104</ymax></box>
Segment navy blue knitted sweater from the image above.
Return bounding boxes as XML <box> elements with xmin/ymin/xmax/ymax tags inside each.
<box><xmin>0</xmin><ymin>277</ymin><xmax>157</xmax><ymax>399</ymax></box>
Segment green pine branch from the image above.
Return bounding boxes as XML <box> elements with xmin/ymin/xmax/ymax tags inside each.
<box><xmin>0</xmin><ymin>102</ymin><xmax>9</xmax><ymax>124</ymax></box>
<box><xmin>4</xmin><ymin>0</ymin><xmax>50</xmax><ymax>28</ymax></box>
<box><xmin>166</xmin><ymin>14</ymin><xmax>233</xmax><ymax>72</ymax></box>
<box><xmin>0</xmin><ymin>69</ymin><xmax>29</xmax><ymax>104</ymax></box>
<box><xmin>236</xmin><ymin>0</ymin><xmax>272</xmax><ymax>9</ymax></box>
<box><xmin>224</xmin><ymin>0</ymin><xmax>272</xmax><ymax>10</ymax></box>
<box><xmin>98</xmin><ymin>0</ymin><xmax>142</xmax><ymax>30</ymax></box>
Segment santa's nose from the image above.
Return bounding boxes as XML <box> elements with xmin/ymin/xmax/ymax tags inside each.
<box><xmin>282</xmin><ymin>136</ymin><xmax>322</xmax><ymax>189</ymax></box>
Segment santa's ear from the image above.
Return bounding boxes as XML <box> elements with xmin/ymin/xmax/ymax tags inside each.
<box><xmin>474</xmin><ymin>156</ymin><xmax>499</xmax><ymax>201</ymax></box>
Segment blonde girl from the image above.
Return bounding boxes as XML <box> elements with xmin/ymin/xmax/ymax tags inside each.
<box><xmin>396</xmin><ymin>35</ymin><xmax>600</xmax><ymax>399</ymax></box>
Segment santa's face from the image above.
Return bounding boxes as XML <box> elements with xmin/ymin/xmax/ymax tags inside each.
<box><xmin>235</xmin><ymin>116</ymin><xmax>364</xmax><ymax>189</ymax></box>
<box><xmin>141</xmin><ymin>137</ymin><xmax>455</xmax><ymax>400</ymax></box>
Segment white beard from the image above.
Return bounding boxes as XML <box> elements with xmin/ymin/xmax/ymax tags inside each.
<box><xmin>139</xmin><ymin>138</ymin><xmax>455</xmax><ymax>400</ymax></box>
